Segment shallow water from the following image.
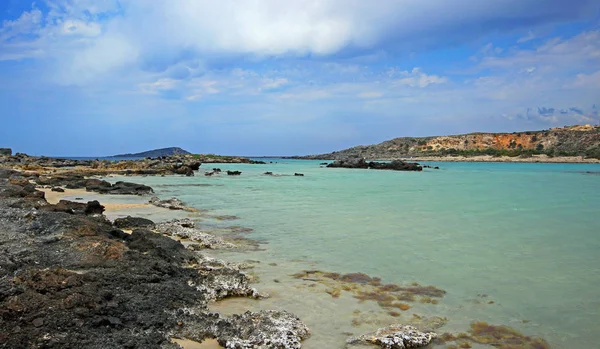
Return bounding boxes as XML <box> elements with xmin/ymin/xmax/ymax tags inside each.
<box><xmin>110</xmin><ymin>160</ymin><xmax>600</xmax><ymax>348</ymax></box>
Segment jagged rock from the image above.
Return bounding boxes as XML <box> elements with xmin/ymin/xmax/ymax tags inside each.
<box><xmin>113</xmin><ymin>216</ymin><xmax>155</xmax><ymax>229</ymax></box>
<box><xmin>347</xmin><ymin>324</ymin><xmax>436</xmax><ymax>349</ymax></box>
<box><xmin>39</xmin><ymin>200</ymin><xmax>105</xmax><ymax>215</ymax></box>
<box><xmin>155</xmin><ymin>219</ymin><xmax>235</xmax><ymax>249</ymax></box>
<box><xmin>149</xmin><ymin>196</ymin><xmax>196</xmax><ymax>211</ymax></box>
<box><xmin>96</xmin><ymin>181</ymin><xmax>154</xmax><ymax>195</ymax></box>
<box><xmin>0</xmin><ymin>148</ymin><xmax>12</xmax><ymax>156</ymax></box>
<box><xmin>216</xmin><ymin>310</ymin><xmax>310</xmax><ymax>349</ymax></box>
<box><xmin>227</xmin><ymin>170</ymin><xmax>242</xmax><ymax>176</ymax></box>
<box><xmin>127</xmin><ymin>228</ymin><xmax>197</xmax><ymax>264</ymax></box>
<box><xmin>51</xmin><ymin>187</ymin><xmax>65</xmax><ymax>192</ymax></box>
<box><xmin>294</xmin><ymin>173</ymin><xmax>304</xmax><ymax>176</ymax></box>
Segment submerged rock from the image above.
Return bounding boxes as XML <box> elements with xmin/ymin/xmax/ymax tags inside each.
<box><xmin>348</xmin><ymin>324</ymin><xmax>436</xmax><ymax>349</ymax></box>
<box><xmin>227</xmin><ymin>170</ymin><xmax>242</xmax><ymax>176</ymax></box>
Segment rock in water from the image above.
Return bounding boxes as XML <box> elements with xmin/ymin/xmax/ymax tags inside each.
<box><xmin>327</xmin><ymin>158</ymin><xmax>422</xmax><ymax>171</ymax></box>
<box><xmin>347</xmin><ymin>324</ymin><xmax>436</xmax><ymax>349</ymax></box>
<box><xmin>149</xmin><ymin>196</ymin><xmax>196</xmax><ymax>211</ymax></box>
<box><xmin>217</xmin><ymin>310</ymin><xmax>310</xmax><ymax>349</ymax></box>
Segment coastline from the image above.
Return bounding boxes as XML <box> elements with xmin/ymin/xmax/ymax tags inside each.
<box><xmin>400</xmin><ymin>154</ymin><xmax>600</xmax><ymax>163</ymax></box>
<box><xmin>0</xmin><ymin>155</ymin><xmax>570</xmax><ymax>348</ymax></box>
<box><xmin>0</xmin><ymin>161</ymin><xmax>312</xmax><ymax>348</ymax></box>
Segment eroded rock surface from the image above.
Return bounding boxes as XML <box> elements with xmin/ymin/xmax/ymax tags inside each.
<box><xmin>150</xmin><ymin>196</ymin><xmax>196</xmax><ymax>211</ymax></box>
<box><xmin>156</xmin><ymin>219</ymin><xmax>235</xmax><ymax>249</ymax></box>
<box><xmin>348</xmin><ymin>324</ymin><xmax>437</xmax><ymax>349</ymax></box>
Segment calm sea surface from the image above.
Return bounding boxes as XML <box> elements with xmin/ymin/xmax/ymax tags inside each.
<box><xmin>104</xmin><ymin>160</ymin><xmax>600</xmax><ymax>348</ymax></box>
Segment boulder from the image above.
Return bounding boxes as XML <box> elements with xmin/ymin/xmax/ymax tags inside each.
<box><xmin>227</xmin><ymin>170</ymin><xmax>241</xmax><ymax>176</ymax></box>
<box><xmin>0</xmin><ymin>148</ymin><xmax>12</xmax><ymax>156</ymax></box>
<box><xmin>347</xmin><ymin>324</ymin><xmax>436</xmax><ymax>349</ymax></box>
<box><xmin>51</xmin><ymin>187</ymin><xmax>65</xmax><ymax>192</ymax></box>
<box><xmin>39</xmin><ymin>200</ymin><xmax>105</xmax><ymax>215</ymax></box>
<box><xmin>149</xmin><ymin>196</ymin><xmax>195</xmax><ymax>211</ymax></box>
<box><xmin>113</xmin><ymin>216</ymin><xmax>155</xmax><ymax>230</ymax></box>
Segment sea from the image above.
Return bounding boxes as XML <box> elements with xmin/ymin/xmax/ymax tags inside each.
<box><xmin>67</xmin><ymin>159</ymin><xmax>600</xmax><ymax>348</ymax></box>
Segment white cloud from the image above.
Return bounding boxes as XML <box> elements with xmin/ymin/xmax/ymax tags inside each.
<box><xmin>1</xmin><ymin>0</ymin><xmax>598</xmax><ymax>84</ymax></box>
<box><xmin>569</xmin><ymin>70</ymin><xmax>600</xmax><ymax>88</ymax></box>
<box><xmin>392</xmin><ymin>67</ymin><xmax>448</xmax><ymax>88</ymax></box>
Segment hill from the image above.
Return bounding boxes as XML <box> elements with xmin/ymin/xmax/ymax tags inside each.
<box><xmin>298</xmin><ymin>125</ymin><xmax>600</xmax><ymax>160</ymax></box>
<box><xmin>110</xmin><ymin>147</ymin><xmax>191</xmax><ymax>158</ymax></box>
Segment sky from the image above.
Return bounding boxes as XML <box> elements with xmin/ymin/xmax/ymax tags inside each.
<box><xmin>0</xmin><ymin>1</ymin><xmax>599</xmax><ymax>156</ymax></box>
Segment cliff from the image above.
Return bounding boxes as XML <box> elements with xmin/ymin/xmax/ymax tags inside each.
<box><xmin>300</xmin><ymin>125</ymin><xmax>600</xmax><ymax>160</ymax></box>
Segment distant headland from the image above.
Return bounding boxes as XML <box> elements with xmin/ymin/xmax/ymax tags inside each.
<box><xmin>293</xmin><ymin>124</ymin><xmax>600</xmax><ymax>163</ymax></box>
<box><xmin>109</xmin><ymin>147</ymin><xmax>191</xmax><ymax>158</ymax></box>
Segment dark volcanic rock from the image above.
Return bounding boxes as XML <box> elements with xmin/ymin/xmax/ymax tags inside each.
<box><xmin>327</xmin><ymin>158</ymin><xmax>422</xmax><ymax>171</ymax></box>
<box><xmin>0</xmin><ymin>148</ymin><xmax>12</xmax><ymax>156</ymax></box>
<box><xmin>227</xmin><ymin>170</ymin><xmax>242</xmax><ymax>176</ymax></box>
<box><xmin>92</xmin><ymin>181</ymin><xmax>154</xmax><ymax>195</ymax></box>
<box><xmin>51</xmin><ymin>186</ymin><xmax>65</xmax><ymax>192</ymax></box>
<box><xmin>113</xmin><ymin>216</ymin><xmax>155</xmax><ymax>230</ymax></box>
<box><xmin>39</xmin><ymin>199</ymin><xmax>105</xmax><ymax>215</ymax></box>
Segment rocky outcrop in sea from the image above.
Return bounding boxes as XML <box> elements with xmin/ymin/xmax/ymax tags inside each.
<box><xmin>327</xmin><ymin>158</ymin><xmax>423</xmax><ymax>171</ymax></box>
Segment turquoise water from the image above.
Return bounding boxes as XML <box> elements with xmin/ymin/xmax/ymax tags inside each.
<box><xmin>112</xmin><ymin>160</ymin><xmax>600</xmax><ymax>348</ymax></box>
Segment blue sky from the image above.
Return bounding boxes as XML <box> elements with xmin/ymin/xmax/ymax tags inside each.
<box><xmin>0</xmin><ymin>0</ymin><xmax>599</xmax><ymax>156</ymax></box>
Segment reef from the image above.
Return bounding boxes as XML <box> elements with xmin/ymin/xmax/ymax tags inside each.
<box><xmin>434</xmin><ymin>321</ymin><xmax>551</xmax><ymax>349</ymax></box>
<box><xmin>292</xmin><ymin>270</ymin><xmax>445</xmax><ymax>312</ymax></box>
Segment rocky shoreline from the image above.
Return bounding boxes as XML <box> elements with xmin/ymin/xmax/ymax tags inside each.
<box><xmin>0</xmin><ymin>154</ymin><xmax>440</xmax><ymax>349</ymax></box>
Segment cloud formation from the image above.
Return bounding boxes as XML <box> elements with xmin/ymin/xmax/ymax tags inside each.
<box><xmin>0</xmin><ymin>0</ymin><xmax>599</xmax><ymax>155</ymax></box>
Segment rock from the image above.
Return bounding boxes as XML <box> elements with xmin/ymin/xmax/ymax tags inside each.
<box><xmin>227</xmin><ymin>170</ymin><xmax>241</xmax><ymax>176</ymax></box>
<box><xmin>327</xmin><ymin>158</ymin><xmax>422</xmax><ymax>171</ymax></box>
<box><xmin>216</xmin><ymin>310</ymin><xmax>310</xmax><ymax>349</ymax></box>
<box><xmin>51</xmin><ymin>187</ymin><xmax>65</xmax><ymax>192</ymax></box>
<box><xmin>155</xmin><ymin>219</ymin><xmax>235</xmax><ymax>249</ymax></box>
<box><xmin>204</xmin><ymin>171</ymin><xmax>215</xmax><ymax>176</ymax></box>
<box><xmin>264</xmin><ymin>172</ymin><xmax>273</xmax><ymax>175</ymax></box>
<box><xmin>347</xmin><ymin>324</ymin><xmax>436</xmax><ymax>349</ymax></box>
<box><xmin>39</xmin><ymin>200</ymin><xmax>105</xmax><ymax>215</ymax></box>
<box><xmin>0</xmin><ymin>148</ymin><xmax>12</xmax><ymax>156</ymax></box>
<box><xmin>212</xmin><ymin>168</ymin><xmax>221</xmax><ymax>172</ymax></box>
<box><xmin>127</xmin><ymin>228</ymin><xmax>197</xmax><ymax>264</ymax></box>
<box><xmin>149</xmin><ymin>196</ymin><xmax>196</xmax><ymax>211</ymax></box>
<box><xmin>294</xmin><ymin>173</ymin><xmax>304</xmax><ymax>176</ymax></box>
<box><xmin>113</xmin><ymin>216</ymin><xmax>155</xmax><ymax>230</ymax></box>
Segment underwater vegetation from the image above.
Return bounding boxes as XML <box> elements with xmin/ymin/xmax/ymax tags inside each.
<box><xmin>291</xmin><ymin>270</ymin><xmax>445</xmax><ymax>313</ymax></box>
<box><xmin>435</xmin><ymin>322</ymin><xmax>551</xmax><ymax>349</ymax></box>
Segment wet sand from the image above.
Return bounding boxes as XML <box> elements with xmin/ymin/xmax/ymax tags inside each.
<box><xmin>172</xmin><ymin>338</ymin><xmax>224</xmax><ymax>349</ymax></box>
<box><xmin>40</xmin><ymin>188</ymin><xmax>153</xmax><ymax>211</ymax></box>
